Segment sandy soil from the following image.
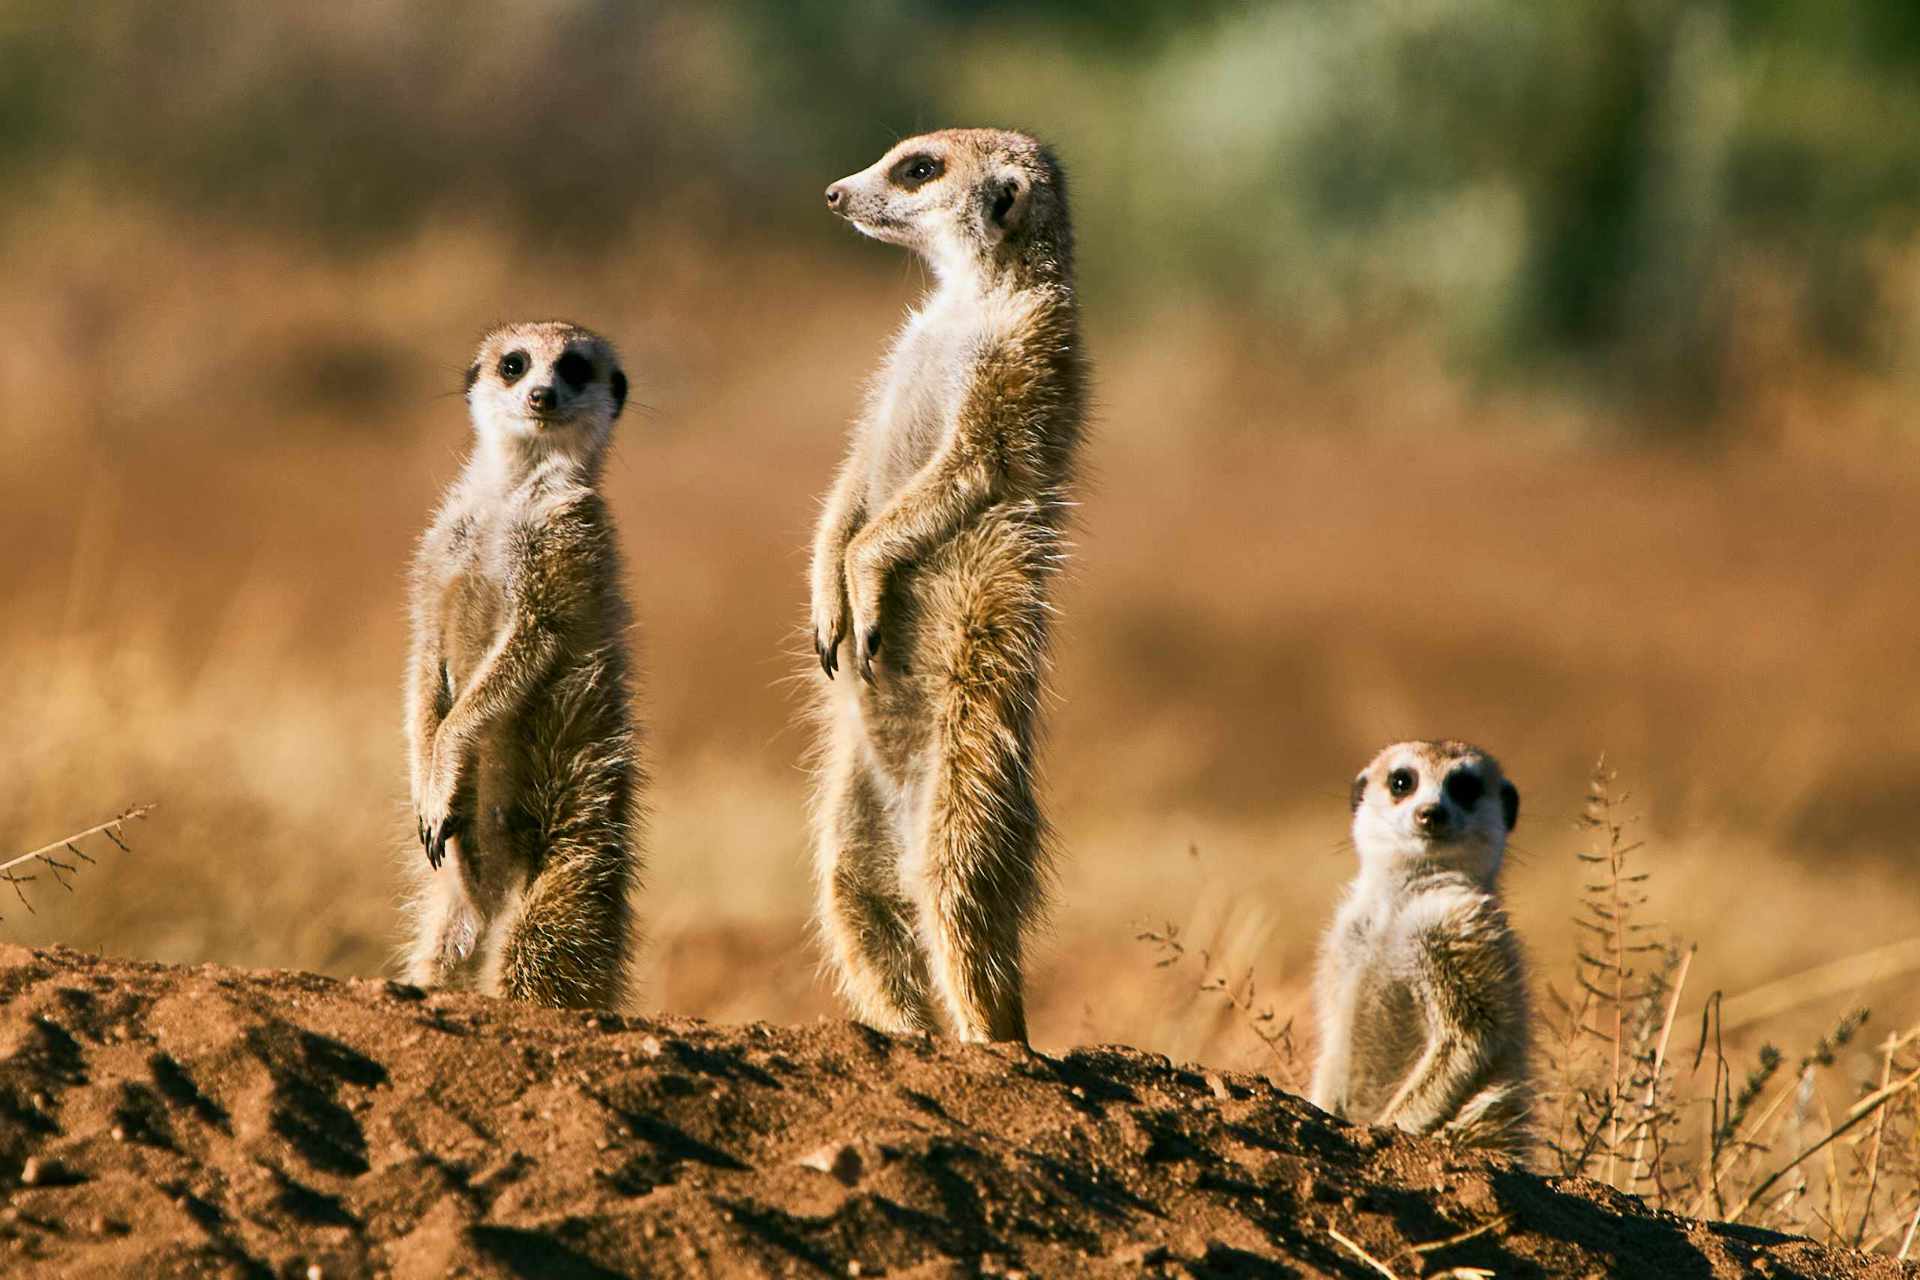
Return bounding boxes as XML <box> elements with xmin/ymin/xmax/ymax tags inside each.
<box><xmin>0</xmin><ymin>944</ymin><xmax>1911</xmax><ymax>1279</ymax></box>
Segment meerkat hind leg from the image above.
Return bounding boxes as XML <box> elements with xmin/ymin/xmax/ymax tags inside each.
<box><xmin>816</xmin><ymin>724</ymin><xmax>939</xmax><ymax>1034</ymax></box>
<box><xmin>408</xmin><ymin>842</ymin><xmax>486</xmax><ymax>990</ymax></box>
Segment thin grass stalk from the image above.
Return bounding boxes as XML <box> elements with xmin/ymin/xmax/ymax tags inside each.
<box><xmin>1860</xmin><ymin>1191</ymin><xmax>1919</xmax><ymax>1251</ymax></box>
<box><xmin>1727</xmin><ymin>1063</ymin><xmax>1920</xmax><ymax>1224</ymax></box>
<box><xmin>1628</xmin><ymin>944</ymin><xmax>1693</xmax><ymax>1202</ymax></box>
<box><xmin>1690</xmin><ymin>1052</ymin><xmax>1796</xmax><ymax>1220</ymax></box>
<box><xmin>1854</xmin><ymin>1030</ymin><xmax>1899</xmax><ymax>1246</ymax></box>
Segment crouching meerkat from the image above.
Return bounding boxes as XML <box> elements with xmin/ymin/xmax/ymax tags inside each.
<box><xmin>1310</xmin><ymin>740</ymin><xmax>1533</xmax><ymax>1157</ymax></box>
<box><xmin>405</xmin><ymin>320</ymin><xmax>644</xmax><ymax>1011</ymax></box>
<box><xmin>808</xmin><ymin>129</ymin><xmax>1088</xmax><ymax>1043</ymax></box>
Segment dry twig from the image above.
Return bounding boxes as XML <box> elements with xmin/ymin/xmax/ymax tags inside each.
<box><xmin>1</xmin><ymin>804</ymin><xmax>153</xmax><ymax>921</ymax></box>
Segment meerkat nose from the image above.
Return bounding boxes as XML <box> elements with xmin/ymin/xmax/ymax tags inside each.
<box><xmin>527</xmin><ymin>386</ymin><xmax>557</xmax><ymax>412</ymax></box>
<box><xmin>1414</xmin><ymin>804</ymin><xmax>1451</xmax><ymax>836</ymax></box>
<box><xmin>825</xmin><ymin>182</ymin><xmax>847</xmax><ymax>211</ymax></box>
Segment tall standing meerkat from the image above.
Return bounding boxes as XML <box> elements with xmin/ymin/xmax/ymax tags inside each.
<box><xmin>808</xmin><ymin>128</ymin><xmax>1087</xmax><ymax>1043</ymax></box>
<box><xmin>1310</xmin><ymin>740</ymin><xmax>1533</xmax><ymax>1156</ymax></box>
<box><xmin>405</xmin><ymin>320</ymin><xmax>644</xmax><ymax>1011</ymax></box>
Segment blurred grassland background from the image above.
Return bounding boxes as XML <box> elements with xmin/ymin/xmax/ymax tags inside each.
<box><xmin>3</xmin><ymin>0</ymin><xmax>1918</xmax><ymax>1088</ymax></box>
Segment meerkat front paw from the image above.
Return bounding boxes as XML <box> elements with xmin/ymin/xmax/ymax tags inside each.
<box><xmin>417</xmin><ymin>746</ymin><xmax>468</xmax><ymax>871</ymax></box>
<box><xmin>810</xmin><ymin>570</ymin><xmax>851</xmax><ymax>680</ymax></box>
<box><xmin>843</xmin><ymin>539</ymin><xmax>887</xmax><ymax>685</ymax></box>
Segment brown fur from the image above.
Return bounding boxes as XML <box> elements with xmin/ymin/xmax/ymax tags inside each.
<box><xmin>807</xmin><ymin>129</ymin><xmax>1087</xmax><ymax>1042</ymax></box>
<box><xmin>404</xmin><ymin>320</ymin><xmax>643</xmax><ymax>1011</ymax></box>
<box><xmin>1311</xmin><ymin>740</ymin><xmax>1533</xmax><ymax>1157</ymax></box>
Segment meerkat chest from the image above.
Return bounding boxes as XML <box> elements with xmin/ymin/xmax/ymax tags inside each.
<box><xmin>862</xmin><ymin>299</ymin><xmax>995</xmax><ymax>505</ymax></box>
<box><xmin>430</xmin><ymin>501</ymin><xmax>542</xmax><ymax>685</ymax></box>
<box><xmin>1331</xmin><ymin>903</ymin><xmax>1429</xmax><ymax>1090</ymax></box>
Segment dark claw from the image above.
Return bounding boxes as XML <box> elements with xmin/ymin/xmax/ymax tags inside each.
<box><xmin>816</xmin><ymin>634</ymin><xmax>836</xmax><ymax>680</ymax></box>
<box><xmin>425</xmin><ymin>811</ymin><xmax>465</xmax><ymax>871</ymax></box>
<box><xmin>865</xmin><ymin>626</ymin><xmax>882</xmax><ymax>658</ymax></box>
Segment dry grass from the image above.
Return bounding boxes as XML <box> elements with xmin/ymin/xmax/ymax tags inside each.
<box><xmin>1522</xmin><ymin>763</ymin><xmax>1919</xmax><ymax>1250</ymax></box>
<box><xmin>2</xmin><ymin>192</ymin><xmax>1918</xmax><ymax>1239</ymax></box>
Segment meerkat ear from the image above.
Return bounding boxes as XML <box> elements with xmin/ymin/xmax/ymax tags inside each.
<box><xmin>610</xmin><ymin>367</ymin><xmax>628</xmax><ymax>420</ymax></box>
<box><xmin>1500</xmin><ymin>780</ymin><xmax>1520</xmax><ymax>832</ymax></box>
<box><xmin>464</xmin><ymin>362</ymin><xmax>481</xmax><ymax>393</ymax></box>
<box><xmin>1350</xmin><ymin>774</ymin><xmax>1367</xmax><ymax>813</ymax></box>
<box><xmin>987</xmin><ymin>171</ymin><xmax>1030</xmax><ymax>238</ymax></box>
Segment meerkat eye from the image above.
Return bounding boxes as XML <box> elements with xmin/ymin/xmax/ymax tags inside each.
<box><xmin>498</xmin><ymin>350</ymin><xmax>529</xmax><ymax>384</ymax></box>
<box><xmin>554</xmin><ymin>351</ymin><xmax>592</xmax><ymax>392</ymax></box>
<box><xmin>1387</xmin><ymin>768</ymin><xmax>1417</xmax><ymax>800</ymax></box>
<box><xmin>1444</xmin><ymin>770</ymin><xmax>1485</xmax><ymax>809</ymax></box>
<box><xmin>890</xmin><ymin>154</ymin><xmax>944</xmax><ymax>189</ymax></box>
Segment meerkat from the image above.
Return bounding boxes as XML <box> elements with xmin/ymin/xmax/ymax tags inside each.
<box><xmin>404</xmin><ymin>320</ymin><xmax>644</xmax><ymax>1011</ymax></box>
<box><xmin>1310</xmin><ymin>740</ymin><xmax>1532</xmax><ymax>1157</ymax></box>
<box><xmin>806</xmin><ymin>129</ymin><xmax>1087</xmax><ymax>1043</ymax></box>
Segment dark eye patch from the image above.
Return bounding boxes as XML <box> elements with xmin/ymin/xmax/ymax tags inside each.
<box><xmin>1444</xmin><ymin>769</ymin><xmax>1485</xmax><ymax>809</ymax></box>
<box><xmin>554</xmin><ymin>351</ymin><xmax>592</xmax><ymax>392</ymax></box>
<box><xmin>498</xmin><ymin>350</ymin><xmax>529</xmax><ymax>384</ymax></box>
<box><xmin>1387</xmin><ymin>767</ymin><xmax>1417</xmax><ymax>801</ymax></box>
<box><xmin>888</xmin><ymin>153</ymin><xmax>943</xmax><ymax>190</ymax></box>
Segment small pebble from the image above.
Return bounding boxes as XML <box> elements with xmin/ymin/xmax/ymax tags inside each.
<box><xmin>799</xmin><ymin>1141</ymin><xmax>865</xmax><ymax>1187</ymax></box>
<box><xmin>638</xmin><ymin>1035</ymin><xmax>663</xmax><ymax>1059</ymax></box>
<box><xmin>110</xmin><ymin>1126</ymin><xmax>127</xmax><ymax>1143</ymax></box>
<box><xmin>20</xmin><ymin>1158</ymin><xmax>42</xmax><ymax>1186</ymax></box>
<box><xmin>307</xmin><ymin>1265</ymin><xmax>324</xmax><ymax>1280</ymax></box>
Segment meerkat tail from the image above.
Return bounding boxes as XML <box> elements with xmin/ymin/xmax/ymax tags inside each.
<box><xmin>491</xmin><ymin>855</ymin><xmax>635</xmax><ymax>1012</ymax></box>
<box><xmin>910</xmin><ymin>623</ymin><xmax>1049</xmax><ymax>1042</ymax></box>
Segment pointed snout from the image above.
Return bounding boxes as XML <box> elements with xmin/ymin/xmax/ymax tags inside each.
<box><xmin>824</xmin><ymin>181</ymin><xmax>849</xmax><ymax>213</ymax></box>
<box><xmin>1413</xmin><ymin>803</ymin><xmax>1452</xmax><ymax>837</ymax></box>
<box><xmin>527</xmin><ymin>385</ymin><xmax>557</xmax><ymax>413</ymax></box>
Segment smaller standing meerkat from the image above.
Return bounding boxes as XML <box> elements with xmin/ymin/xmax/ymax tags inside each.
<box><xmin>1310</xmin><ymin>740</ymin><xmax>1532</xmax><ymax>1157</ymax></box>
<box><xmin>404</xmin><ymin>320</ymin><xmax>644</xmax><ymax>1011</ymax></box>
<box><xmin>807</xmin><ymin>128</ymin><xmax>1087</xmax><ymax>1043</ymax></box>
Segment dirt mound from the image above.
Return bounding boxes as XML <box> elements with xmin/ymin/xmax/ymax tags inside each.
<box><xmin>0</xmin><ymin>945</ymin><xmax>1908</xmax><ymax>1279</ymax></box>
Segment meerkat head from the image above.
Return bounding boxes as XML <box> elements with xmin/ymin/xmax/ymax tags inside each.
<box><xmin>824</xmin><ymin>128</ymin><xmax>1070</xmax><ymax>283</ymax></box>
<box><xmin>1349</xmin><ymin>740</ymin><xmax>1520</xmax><ymax>883</ymax></box>
<box><xmin>464</xmin><ymin>321</ymin><xmax>627</xmax><ymax>468</ymax></box>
